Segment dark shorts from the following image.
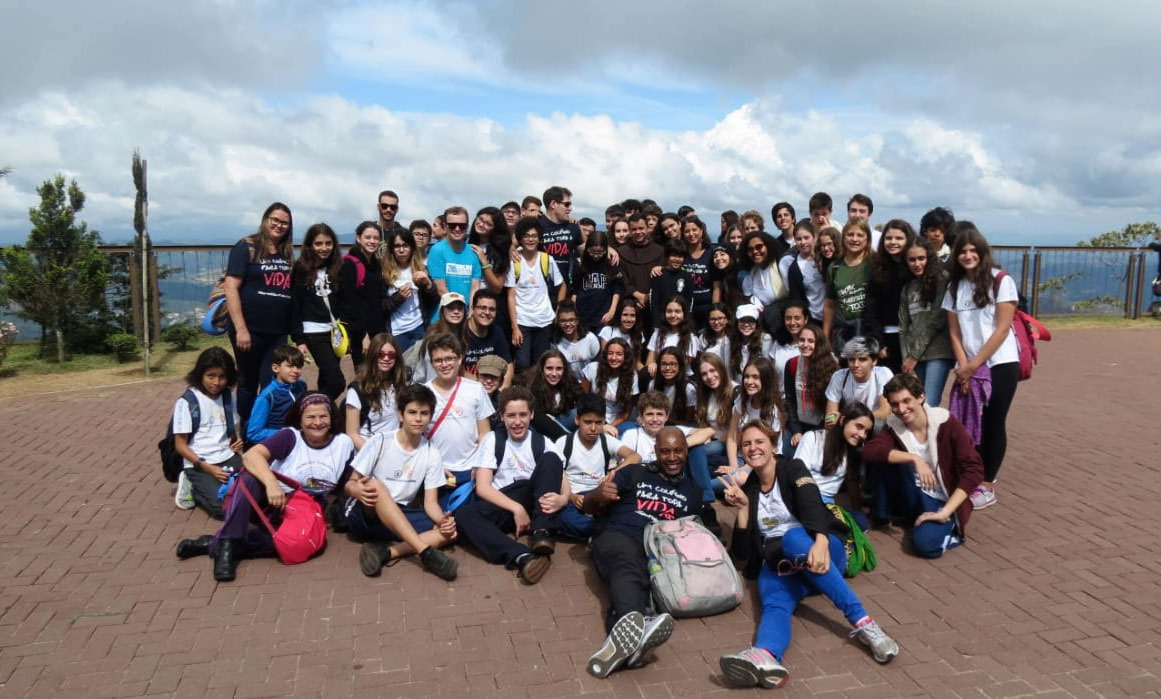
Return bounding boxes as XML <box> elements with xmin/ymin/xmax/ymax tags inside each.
<box><xmin>345</xmin><ymin>501</ymin><xmax>435</xmax><ymax>542</ymax></box>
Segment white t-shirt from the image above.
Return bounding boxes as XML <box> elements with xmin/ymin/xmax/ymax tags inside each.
<box><xmin>702</xmin><ymin>334</ymin><xmax>728</xmax><ymax>360</ymax></box>
<box><xmin>771</xmin><ymin>342</ymin><xmax>798</xmax><ymax>385</ymax></box>
<box><xmin>757</xmin><ymin>484</ymin><xmax>800</xmax><ymax>540</ymax></box>
<box><xmin>555</xmin><ymin>433</ymin><xmax>625</xmax><ymax>493</ymax></box>
<box><xmin>824</xmin><ymin>366</ymin><xmax>894</xmax><ymax>411</ymax></box>
<box><xmin>475</xmin><ymin>432</ymin><xmax>564</xmax><ymax>490</ymax></box>
<box><xmin>172</xmin><ymin>388</ymin><xmax>234</xmax><ymax>467</ymax></box>
<box><xmin>390</xmin><ymin>267</ymin><xmax>424</xmax><ymax>335</ymax></box>
<box><xmin>351</xmin><ymin>430</ymin><xmax>444</xmax><ymax>506</ymax></box>
<box><xmin>647</xmin><ymin>329</ymin><xmax>703</xmax><ymax>362</ymax></box>
<box><xmin>620</xmin><ymin>426</ymin><xmax>695</xmax><ymax>465</ymax></box>
<box><xmin>599</xmin><ymin>326</ymin><xmax>631</xmax><ymax>344</ymax></box>
<box><xmin>940</xmin><ymin>268</ymin><xmax>1020</xmax><ymax>367</ymax></box>
<box><xmin>424</xmin><ymin>377</ymin><xmax>495</xmax><ymax>471</ymax></box>
<box><xmin>557</xmin><ymin>333</ymin><xmax>601</xmax><ymax>378</ymax></box>
<box><xmin>793</xmin><ymin>429</ymin><xmax>843</xmax><ymax>499</ymax></box>
<box><xmin>271</xmin><ymin>429</ymin><xmax>354</xmax><ymax>495</ymax></box>
<box><xmin>505</xmin><ymin>254</ymin><xmax>565</xmax><ymax>328</ymax></box>
<box><xmin>582</xmin><ymin>361</ymin><xmax>639</xmax><ymax>423</ymax></box>
<box><xmin>733</xmin><ymin>395</ymin><xmax>782</xmax><ymax>455</ymax></box>
<box><xmin>345</xmin><ymin>385</ymin><xmax>398</xmax><ymax>441</ymax></box>
<box><xmin>897</xmin><ymin>426</ymin><xmax>949</xmax><ymax>502</ymax></box>
<box><xmin>796</xmin><ymin>257</ymin><xmax>826</xmax><ymax>320</ymax></box>
<box><xmin>302</xmin><ymin>269</ymin><xmax>333</xmax><ymax>335</ymax></box>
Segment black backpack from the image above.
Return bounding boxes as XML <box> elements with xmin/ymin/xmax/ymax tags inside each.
<box><xmin>158</xmin><ymin>389</ymin><xmax>236</xmax><ymax>482</ymax></box>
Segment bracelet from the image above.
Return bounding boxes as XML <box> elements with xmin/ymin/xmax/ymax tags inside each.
<box><xmin>481</xmin><ymin>264</ymin><xmax>492</xmax><ymax>270</ymax></box>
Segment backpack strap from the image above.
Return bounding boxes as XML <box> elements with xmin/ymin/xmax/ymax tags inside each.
<box><xmin>182</xmin><ymin>388</ymin><xmax>201</xmax><ymax>436</ymax></box>
<box><xmin>539</xmin><ymin>252</ymin><xmax>551</xmax><ymax>280</ymax></box>
<box><xmin>222</xmin><ymin>391</ymin><xmax>236</xmax><ymax>442</ymax></box>
<box><xmin>344</xmin><ymin>253</ymin><xmax>366</xmax><ymax>289</ymax></box>
<box><xmin>599</xmin><ymin>433</ymin><xmax>612</xmax><ymax>472</ymax></box>
<box><xmin>563</xmin><ymin>432</ymin><xmax>576</xmax><ymax>466</ymax></box>
<box><xmin>493</xmin><ymin>425</ymin><xmax>508</xmax><ymax>466</ymax></box>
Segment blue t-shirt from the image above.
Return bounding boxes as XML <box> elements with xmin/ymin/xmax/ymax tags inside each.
<box><xmin>225</xmin><ymin>239</ymin><xmax>292</xmax><ymax>334</ymax></box>
<box><xmin>426</xmin><ymin>239</ymin><xmax>482</xmax><ymax>320</ymax></box>
<box><xmin>598</xmin><ymin>463</ymin><xmax>702</xmax><ymax>537</ymax></box>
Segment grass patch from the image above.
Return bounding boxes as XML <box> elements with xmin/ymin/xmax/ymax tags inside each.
<box><xmin>0</xmin><ymin>335</ymin><xmax>233</xmax><ymax>398</ymax></box>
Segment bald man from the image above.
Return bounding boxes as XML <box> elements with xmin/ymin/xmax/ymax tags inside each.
<box><xmin>581</xmin><ymin>427</ymin><xmax>702</xmax><ymax>678</ymax></box>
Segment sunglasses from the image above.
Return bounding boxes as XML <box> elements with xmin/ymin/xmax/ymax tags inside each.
<box><xmin>378</xmin><ymin>351</ymin><xmax>397</xmax><ymax>360</ymax></box>
<box><xmin>379</xmin><ymin>202</ymin><xmax>399</xmax><ymax>211</ymax></box>
<box><xmin>446</xmin><ymin>222</ymin><xmax>468</xmax><ymax>231</ymax></box>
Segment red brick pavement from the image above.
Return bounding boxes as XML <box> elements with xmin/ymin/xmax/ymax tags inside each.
<box><xmin>1</xmin><ymin>327</ymin><xmax>1160</xmax><ymax>698</ymax></box>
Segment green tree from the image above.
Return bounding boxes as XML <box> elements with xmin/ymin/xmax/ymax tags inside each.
<box><xmin>1077</xmin><ymin>222</ymin><xmax>1160</xmax><ymax>248</ymax></box>
<box><xmin>0</xmin><ymin>175</ymin><xmax>110</xmax><ymax>362</ymax></box>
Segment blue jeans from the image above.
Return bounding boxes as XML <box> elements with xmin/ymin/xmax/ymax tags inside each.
<box><xmin>896</xmin><ymin>471</ymin><xmax>961</xmax><ymax>559</ymax></box>
<box><xmin>559</xmin><ymin>502</ymin><xmax>595</xmax><ymax>539</ymax></box>
<box><xmin>393</xmin><ymin>325</ymin><xmax>426</xmax><ymax>354</ymax></box>
<box><xmin>755</xmin><ymin>529</ymin><xmax>868</xmax><ymax>661</ymax></box>
<box><xmin>915</xmin><ymin>358</ymin><xmax>954</xmax><ymax>407</ymax></box>
<box><xmin>684</xmin><ymin>445</ymin><xmax>715</xmax><ymax>504</ymax></box>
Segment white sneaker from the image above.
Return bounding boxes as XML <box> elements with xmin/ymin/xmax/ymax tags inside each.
<box><xmin>174</xmin><ymin>471</ymin><xmax>195</xmax><ymax>510</ymax></box>
<box><xmin>851</xmin><ymin>618</ymin><xmax>899</xmax><ymax>664</ymax></box>
<box><xmin>719</xmin><ymin>646</ymin><xmax>789</xmax><ymax>688</ymax></box>
<box><xmin>969</xmin><ymin>485</ymin><xmax>996</xmax><ymax>510</ymax></box>
<box><xmin>627</xmin><ymin>613</ymin><xmax>675</xmax><ymax>667</ymax></box>
<box><xmin>587</xmin><ymin>612</ymin><xmax>644</xmax><ymax>678</ymax></box>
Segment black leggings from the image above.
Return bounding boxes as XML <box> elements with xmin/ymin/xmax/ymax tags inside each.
<box><xmin>301</xmin><ymin>332</ymin><xmax>347</xmax><ymax>401</ymax></box>
<box><xmin>229</xmin><ymin>328</ymin><xmax>286</xmax><ymax>421</ymax></box>
<box><xmin>980</xmin><ymin>361</ymin><xmax>1019</xmax><ymax>482</ymax></box>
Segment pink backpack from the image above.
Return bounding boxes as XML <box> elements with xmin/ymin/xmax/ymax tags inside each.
<box><xmin>644</xmin><ymin>516</ymin><xmax>743</xmax><ymax>617</ymax></box>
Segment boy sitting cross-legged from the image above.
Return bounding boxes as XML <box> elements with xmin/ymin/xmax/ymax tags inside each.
<box><xmin>344</xmin><ymin>384</ymin><xmax>459</xmax><ymax>581</ymax></box>
<box><xmin>556</xmin><ymin>394</ymin><xmax>642</xmax><ymax>539</ymax></box>
<box><xmin>455</xmin><ymin>385</ymin><xmax>569</xmax><ymax>584</ymax></box>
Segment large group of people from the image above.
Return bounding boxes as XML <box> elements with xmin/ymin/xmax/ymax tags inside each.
<box><xmin>169</xmin><ymin>186</ymin><xmax>1021</xmax><ymax>688</ymax></box>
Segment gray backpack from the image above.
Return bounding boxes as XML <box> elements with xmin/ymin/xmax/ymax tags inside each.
<box><xmin>643</xmin><ymin>515</ymin><xmax>743</xmax><ymax>618</ymax></box>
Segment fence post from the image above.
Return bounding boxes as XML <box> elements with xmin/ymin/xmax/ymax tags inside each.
<box><xmin>1123</xmin><ymin>254</ymin><xmax>1136</xmax><ymax>318</ymax></box>
<box><xmin>1030</xmin><ymin>251</ymin><xmax>1042</xmax><ymax>317</ymax></box>
<box><xmin>1135</xmin><ymin>251</ymin><xmax>1148</xmax><ymax>319</ymax></box>
<box><xmin>1020</xmin><ymin>250</ymin><xmax>1031</xmax><ymax>299</ymax></box>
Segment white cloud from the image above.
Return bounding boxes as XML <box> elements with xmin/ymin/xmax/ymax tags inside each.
<box><xmin>0</xmin><ymin>84</ymin><xmax>1092</xmax><ymax>245</ymax></box>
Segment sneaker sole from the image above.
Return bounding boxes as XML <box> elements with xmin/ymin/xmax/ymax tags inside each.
<box><xmin>359</xmin><ymin>545</ymin><xmax>388</xmax><ymax>577</ymax></box>
<box><xmin>628</xmin><ymin>614</ymin><xmax>675</xmax><ymax>667</ymax></box>
<box><xmin>530</xmin><ymin>539</ymin><xmax>556</xmax><ymax>556</ymax></box>
<box><xmin>719</xmin><ymin>656</ymin><xmax>788</xmax><ymax>689</ymax></box>
<box><xmin>588</xmin><ymin>612</ymin><xmax>645</xmax><ymax>678</ymax></box>
<box><xmin>518</xmin><ymin>555</ymin><xmax>552</xmax><ymax>584</ymax></box>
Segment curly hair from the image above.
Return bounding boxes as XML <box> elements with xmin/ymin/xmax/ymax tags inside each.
<box><xmin>647</xmin><ymin>347</ymin><xmax>692</xmax><ymax>424</ymax></box>
<box><xmin>524</xmin><ymin>349</ymin><xmax>581</xmax><ymax>417</ymax></box>
<box><xmin>799</xmin><ymin>323</ymin><xmax>838</xmax><ymax>412</ymax></box>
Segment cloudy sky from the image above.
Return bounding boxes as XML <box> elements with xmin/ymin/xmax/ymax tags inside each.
<box><xmin>0</xmin><ymin>0</ymin><xmax>1157</xmax><ymax>246</ymax></box>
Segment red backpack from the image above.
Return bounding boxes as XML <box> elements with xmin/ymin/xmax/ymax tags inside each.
<box><xmin>344</xmin><ymin>253</ymin><xmax>366</xmax><ymax>290</ymax></box>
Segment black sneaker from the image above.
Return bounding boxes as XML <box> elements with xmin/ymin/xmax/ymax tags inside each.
<box><xmin>359</xmin><ymin>542</ymin><xmax>392</xmax><ymax>577</ymax></box>
<box><xmin>418</xmin><ymin>547</ymin><xmax>458</xmax><ymax>581</ymax></box>
<box><xmin>529</xmin><ymin>529</ymin><xmax>556</xmax><ymax>555</ymax></box>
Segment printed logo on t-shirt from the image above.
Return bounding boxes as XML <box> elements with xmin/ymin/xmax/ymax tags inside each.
<box><xmin>446</xmin><ymin>262</ymin><xmax>473</xmax><ymax>276</ymax></box>
<box><xmin>633</xmin><ymin>480</ymin><xmax>690</xmax><ymax>522</ymax></box>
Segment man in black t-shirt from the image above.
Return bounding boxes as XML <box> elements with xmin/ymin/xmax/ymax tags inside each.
<box><xmin>538</xmin><ymin>185</ymin><xmax>582</xmax><ymax>281</ymax></box>
<box><xmin>462</xmin><ymin>290</ymin><xmax>513</xmax><ymax>387</ymax></box>
<box><xmin>581</xmin><ymin>428</ymin><xmax>700</xmax><ymax>678</ymax></box>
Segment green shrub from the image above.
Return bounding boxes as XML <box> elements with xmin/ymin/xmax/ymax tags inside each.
<box><xmin>105</xmin><ymin>332</ymin><xmax>140</xmax><ymax>362</ymax></box>
<box><xmin>162</xmin><ymin>324</ymin><xmax>199</xmax><ymax>351</ymax></box>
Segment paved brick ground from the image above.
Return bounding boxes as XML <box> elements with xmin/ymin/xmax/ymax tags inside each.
<box><xmin>1</xmin><ymin>327</ymin><xmax>1160</xmax><ymax>698</ymax></box>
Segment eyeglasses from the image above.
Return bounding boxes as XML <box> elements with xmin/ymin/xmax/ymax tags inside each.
<box><xmin>446</xmin><ymin>221</ymin><xmax>468</xmax><ymax>231</ymax></box>
<box><xmin>737</xmin><ymin>317</ymin><xmax>757</xmax><ymax>324</ymax></box>
<box><xmin>268</xmin><ymin>218</ymin><xmax>290</xmax><ymax>229</ymax></box>
<box><xmin>379</xmin><ymin>351</ymin><xmax>397</xmax><ymax>360</ymax></box>
<box><xmin>379</xmin><ymin>202</ymin><xmax>399</xmax><ymax>211</ymax></box>
<box><xmin>431</xmin><ymin>355</ymin><xmax>459</xmax><ymax>366</ymax></box>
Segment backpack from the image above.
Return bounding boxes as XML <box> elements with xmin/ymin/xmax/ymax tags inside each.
<box><xmin>827</xmin><ymin>503</ymin><xmax>878</xmax><ymax>577</ymax></box>
<box><xmin>953</xmin><ymin>271</ymin><xmax>1051</xmax><ymax>381</ymax></box>
<box><xmin>493</xmin><ymin>426</ymin><xmax>547</xmax><ymax>468</ymax></box>
<box><xmin>644</xmin><ymin>515</ymin><xmax>744</xmax><ymax>618</ymax></box>
<box><xmin>203</xmin><ymin>240</ymin><xmax>255</xmax><ymax>335</ymax></box>
<box><xmin>158</xmin><ymin>389</ymin><xmax>236</xmax><ymax>483</ymax></box>
<box><xmin>343</xmin><ymin>253</ymin><xmax>366</xmax><ymax>290</ymax></box>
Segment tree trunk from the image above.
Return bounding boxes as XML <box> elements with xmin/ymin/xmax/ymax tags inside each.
<box><xmin>55</xmin><ymin>328</ymin><xmax>64</xmax><ymax>363</ymax></box>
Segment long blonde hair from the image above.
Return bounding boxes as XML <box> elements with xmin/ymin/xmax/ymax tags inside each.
<box><xmin>381</xmin><ymin>228</ymin><xmax>427</xmax><ymax>285</ymax></box>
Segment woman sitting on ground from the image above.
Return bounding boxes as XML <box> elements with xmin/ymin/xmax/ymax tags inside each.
<box><xmin>717</xmin><ymin>419</ymin><xmax>898</xmax><ymax>690</ymax></box>
<box><xmin>175</xmin><ymin>392</ymin><xmax>354</xmax><ymax>582</ymax></box>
